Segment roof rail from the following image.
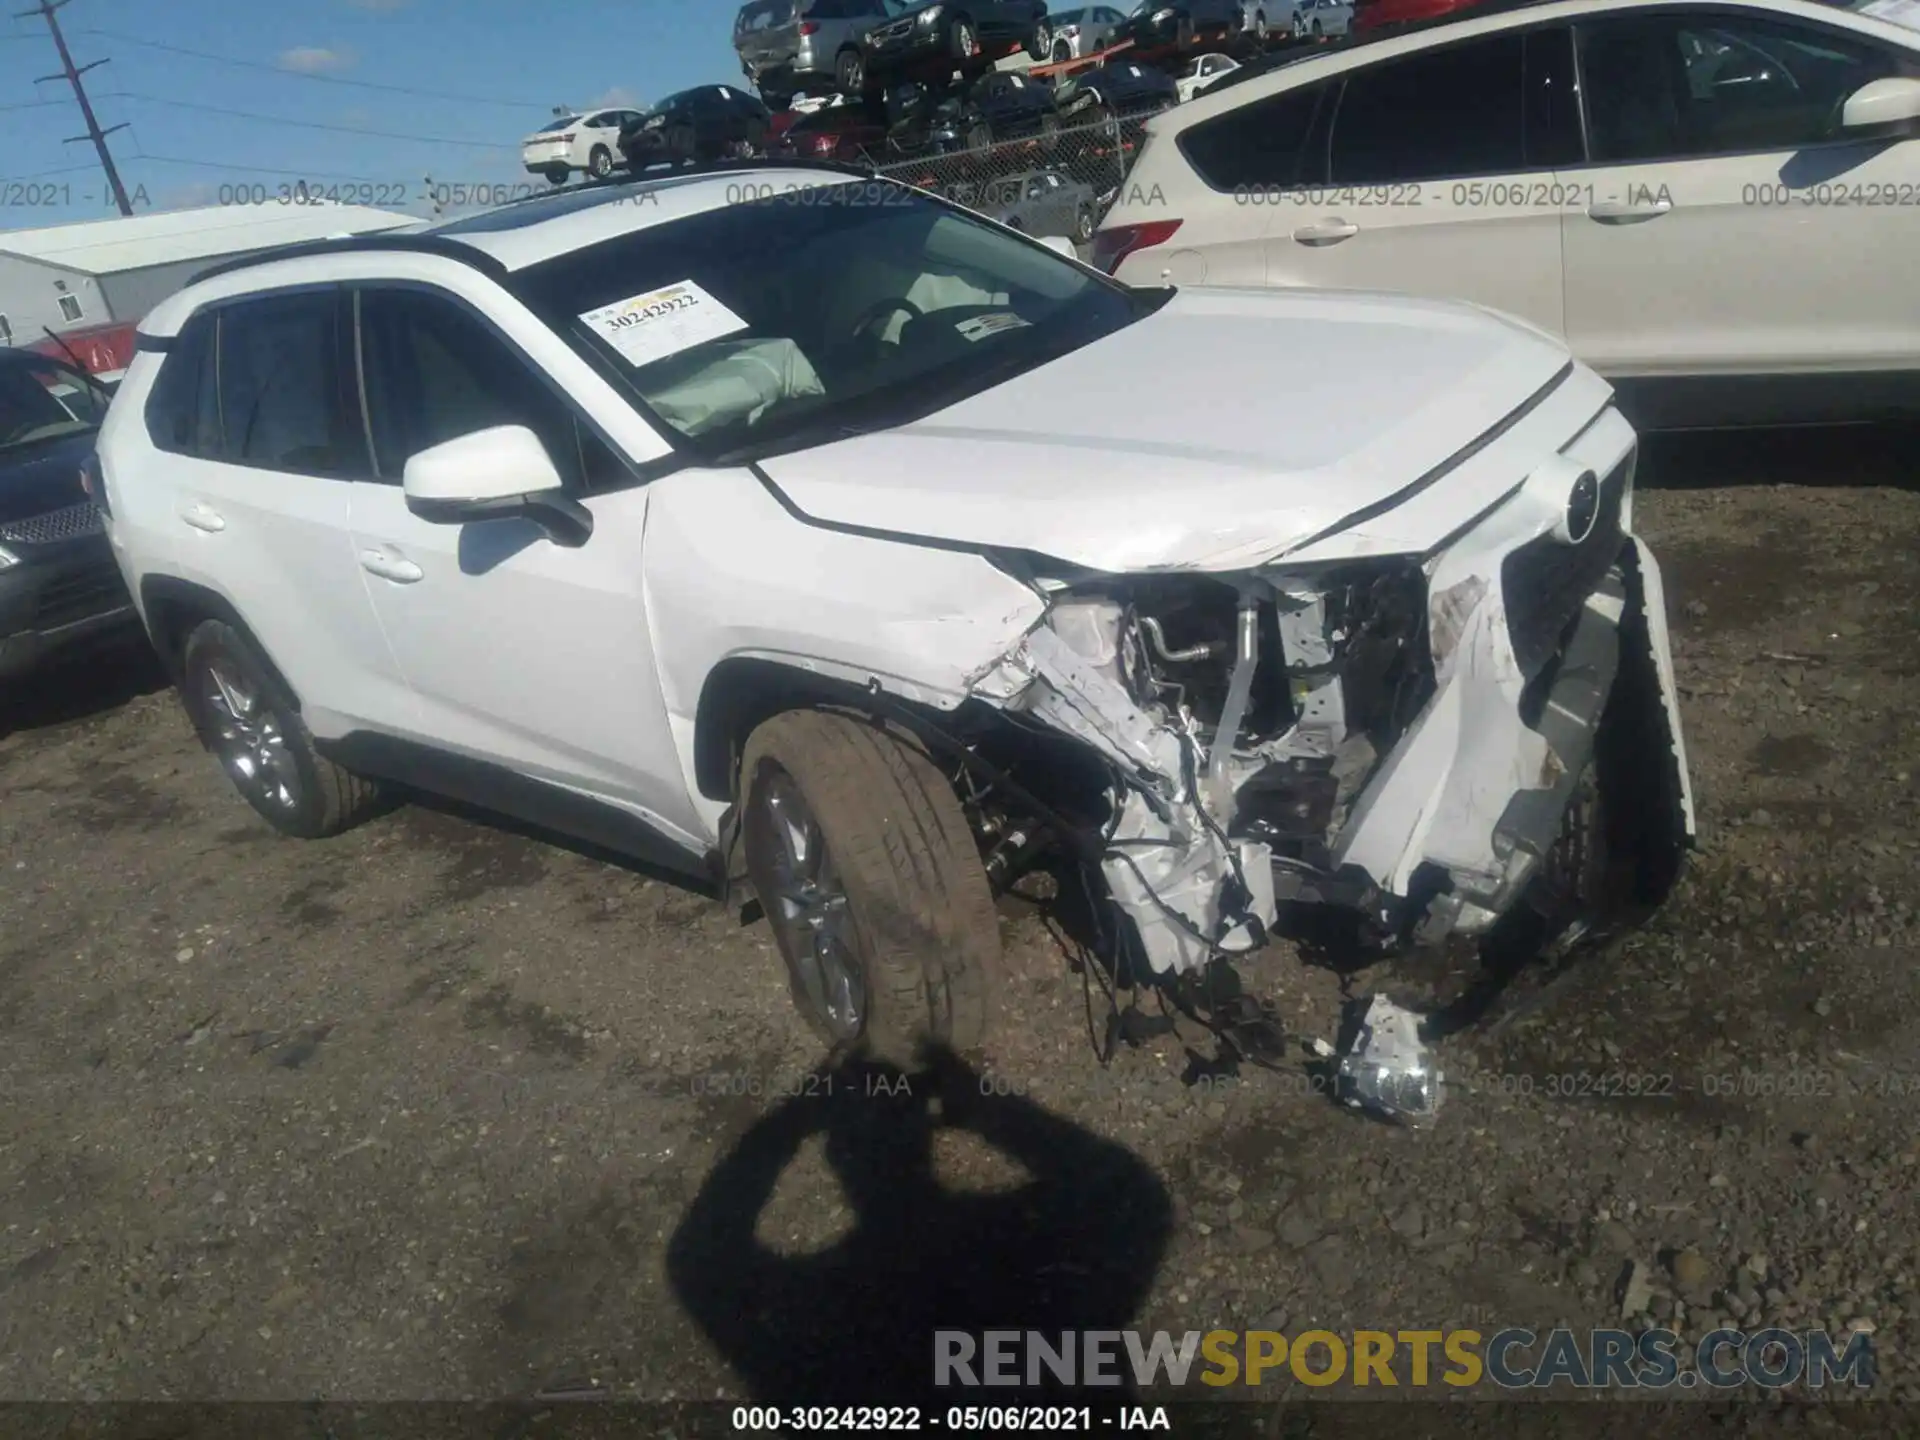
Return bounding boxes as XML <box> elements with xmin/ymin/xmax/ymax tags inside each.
<box><xmin>188</xmin><ymin>232</ymin><xmax>510</xmax><ymax>288</ymax></box>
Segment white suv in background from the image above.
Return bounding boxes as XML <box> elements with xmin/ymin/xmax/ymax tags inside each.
<box><xmin>520</xmin><ymin>108</ymin><xmax>647</xmax><ymax>183</ymax></box>
<box><xmin>95</xmin><ymin>164</ymin><xmax>1691</xmax><ymax>1064</ymax></box>
<box><xmin>1096</xmin><ymin>0</ymin><xmax>1920</xmax><ymax>428</ymax></box>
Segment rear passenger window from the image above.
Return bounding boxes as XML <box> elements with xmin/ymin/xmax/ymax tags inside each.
<box><xmin>1176</xmin><ymin>81</ymin><xmax>1326</xmax><ymax>191</ymax></box>
<box><xmin>144</xmin><ymin>312</ymin><xmax>221</xmax><ymax>457</ymax></box>
<box><xmin>215</xmin><ymin>292</ymin><xmax>367</xmax><ymax>477</ymax></box>
<box><xmin>356</xmin><ymin>288</ymin><xmax>628</xmax><ymax>494</ymax></box>
<box><xmin>1329</xmin><ymin>33</ymin><xmax>1527</xmax><ymax>183</ymax></box>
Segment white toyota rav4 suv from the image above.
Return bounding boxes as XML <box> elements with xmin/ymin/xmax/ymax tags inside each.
<box><xmin>96</xmin><ymin>163</ymin><xmax>1693</xmax><ymax>1063</ymax></box>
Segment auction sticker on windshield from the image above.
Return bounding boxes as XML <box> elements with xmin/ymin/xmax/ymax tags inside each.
<box><xmin>955</xmin><ymin>312</ymin><xmax>1030</xmax><ymax>342</ymax></box>
<box><xmin>579</xmin><ymin>280</ymin><xmax>747</xmax><ymax>368</ymax></box>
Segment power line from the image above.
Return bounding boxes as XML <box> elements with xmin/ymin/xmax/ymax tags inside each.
<box><xmin>128</xmin><ymin>151</ymin><xmax>409</xmax><ymax>187</ymax></box>
<box><xmin>80</xmin><ymin>27</ymin><xmax>551</xmax><ymax>109</ymax></box>
<box><xmin>107</xmin><ymin>90</ymin><xmax>511</xmax><ymax>150</ymax></box>
<box><xmin>0</xmin><ymin>96</ymin><xmax>67</xmax><ymax>109</ymax></box>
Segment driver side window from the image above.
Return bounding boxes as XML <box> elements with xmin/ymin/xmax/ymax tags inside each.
<box><xmin>1576</xmin><ymin>13</ymin><xmax>1911</xmax><ymax>163</ymax></box>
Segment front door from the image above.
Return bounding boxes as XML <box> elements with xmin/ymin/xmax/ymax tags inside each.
<box><xmin>344</xmin><ymin>285</ymin><xmax>707</xmax><ymax>850</ymax></box>
<box><xmin>1562</xmin><ymin>7</ymin><xmax>1920</xmax><ymax>379</ymax></box>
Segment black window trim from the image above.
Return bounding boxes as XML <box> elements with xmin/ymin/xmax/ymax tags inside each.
<box><xmin>1564</xmin><ymin>2</ymin><xmax>1920</xmax><ymax>172</ymax></box>
<box><xmin>1173</xmin><ymin>74</ymin><xmax>1336</xmax><ymax>193</ymax></box>
<box><xmin>343</xmin><ymin>277</ymin><xmax>665</xmax><ymax>497</ymax></box>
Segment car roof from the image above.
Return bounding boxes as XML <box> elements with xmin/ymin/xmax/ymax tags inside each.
<box><xmin>138</xmin><ymin>165</ymin><xmax>877</xmax><ymax>336</ymax></box>
<box><xmin>1158</xmin><ymin>0</ymin><xmax>1920</xmax><ymax>120</ymax></box>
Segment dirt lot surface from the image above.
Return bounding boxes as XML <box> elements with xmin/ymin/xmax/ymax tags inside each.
<box><xmin>3</xmin><ymin>429</ymin><xmax>1919</xmax><ymax>1422</ymax></box>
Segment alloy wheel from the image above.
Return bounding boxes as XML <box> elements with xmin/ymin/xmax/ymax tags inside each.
<box><xmin>203</xmin><ymin>662</ymin><xmax>301</xmax><ymax>814</ymax></box>
<box><xmin>755</xmin><ymin>768</ymin><xmax>866</xmax><ymax>1043</ymax></box>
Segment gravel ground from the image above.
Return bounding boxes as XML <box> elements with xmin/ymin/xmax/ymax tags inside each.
<box><xmin>2</xmin><ymin>428</ymin><xmax>1918</xmax><ymax>1420</ymax></box>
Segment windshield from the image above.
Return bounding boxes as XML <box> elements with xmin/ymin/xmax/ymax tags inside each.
<box><xmin>513</xmin><ymin>181</ymin><xmax>1149</xmax><ymax>462</ymax></box>
<box><xmin>0</xmin><ymin>355</ymin><xmax>108</xmax><ymax>451</ymax></box>
<box><xmin>535</xmin><ymin>115</ymin><xmax>582</xmax><ymax>133</ymax></box>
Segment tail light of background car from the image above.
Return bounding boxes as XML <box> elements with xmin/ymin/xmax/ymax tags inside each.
<box><xmin>1089</xmin><ymin>218</ymin><xmax>1181</xmax><ymax>274</ymax></box>
<box><xmin>809</xmin><ymin>133</ymin><xmax>839</xmax><ymax>155</ymax></box>
<box><xmin>798</xmin><ymin>20</ymin><xmax>820</xmax><ymax>34</ymax></box>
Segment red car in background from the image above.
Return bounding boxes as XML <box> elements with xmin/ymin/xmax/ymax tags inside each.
<box><xmin>26</xmin><ymin>320</ymin><xmax>137</xmax><ymax>390</ymax></box>
<box><xmin>767</xmin><ymin>102</ymin><xmax>889</xmax><ymax>162</ymax></box>
<box><xmin>1351</xmin><ymin>0</ymin><xmax>1485</xmax><ymax>32</ymax></box>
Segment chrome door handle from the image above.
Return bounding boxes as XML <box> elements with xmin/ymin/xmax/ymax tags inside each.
<box><xmin>1293</xmin><ymin>218</ymin><xmax>1359</xmax><ymax>245</ymax></box>
<box><xmin>179</xmin><ymin>504</ymin><xmax>226</xmax><ymax>533</ymax></box>
<box><xmin>359</xmin><ymin>550</ymin><xmax>423</xmax><ymax>584</ymax></box>
<box><xmin>1586</xmin><ymin>199</ymin><xmax>1672</xmax><ymax>223</ymax></box>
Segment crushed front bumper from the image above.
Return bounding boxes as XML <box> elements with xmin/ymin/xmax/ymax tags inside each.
<box><xmin>972</xmin><ymin>403</ymin><xmax>1693</xmax><ymax>976</ymax></box>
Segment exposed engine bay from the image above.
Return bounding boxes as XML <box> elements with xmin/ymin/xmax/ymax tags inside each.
<box><xmin>963</xmin><ymin>446</ymin><xmax>1695</xmax><ymax>981</ymax></box>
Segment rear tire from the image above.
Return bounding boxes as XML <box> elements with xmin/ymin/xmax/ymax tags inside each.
<box><xmin>588</xmin><ymin>145</ymin><xmax>613</xmax><ymax>178</ymax></box>
<box><xmin>1027</xmin><ymin>21</ymin><xmax>1052</xmax><ymax>59</ymax></box>
<box><xmin>545</xmin><ymin>167</ymin><xmax>569</xmax><ymax>185</ymax></box>
<box><xmin>1052</xmin><ymin>37</ymin><xmax>1072</xmax><ymax>61</ymax></box>
<box><xmin>740</xmin><ymin>709</ymin><xmax>998</xmax><ymax>1064</ymax></box>
<box><xmin>178</xmin><ymin>619</ymin><xmax>383</xmax><ymax>840</ymax></box>
<box><xmin>951</xmin><ymin>16</ymin><xmax>978</xmax><ymax>58</ymax></box>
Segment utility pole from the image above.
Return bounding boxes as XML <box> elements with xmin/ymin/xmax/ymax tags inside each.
<box><xmin>18</xmin><ymin>0</ymin><xmax>133</xmax><ymax>216</ymax></box>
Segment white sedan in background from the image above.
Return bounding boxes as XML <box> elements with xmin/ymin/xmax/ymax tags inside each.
<box><xmin>1095</xmin><ymin>0</ymin><xmax>1920</xmax><ymax>429</ymax></box>
<box><xmin>520</xmin><ymin>107</ymin><xmax>648</xmax><ymax>184</ymax></box>
<box><xmin>1177</xmin><ymin>51</ymin><xmax>1242</xmax><ymax>98</ymax></box>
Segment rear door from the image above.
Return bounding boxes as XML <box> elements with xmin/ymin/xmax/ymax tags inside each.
<box><xmin>1267</xmin><ymin>27</ymin><xmax>1573</xmax><ymax>333</ymax></box>
<box><xmin>1561</xmin><ymin>6</ymin><xmax>1920</xmax><ymax>383</ymax></box>
<box><xmin>146</xmin><ymin>292</ymin><xmax>412</xmax><ymax>738</ymax></box>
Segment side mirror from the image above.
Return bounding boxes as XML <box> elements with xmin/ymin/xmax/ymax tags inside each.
<box><xmin>402</xmin><ymin>424</ymin><xmax>593</xmax><ymax>548</ymax></box>
<box><xmin>1039</xmin><ymin>234</ymin><xmax>1078</xmax><ymax>257</ymax></box>
<box><xmin>1841</xmin><ymin>75</ymin><xmax>1920</xmax><ymax>139</ymax></box>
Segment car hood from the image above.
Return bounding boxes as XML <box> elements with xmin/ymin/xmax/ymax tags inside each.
<box><xmin>0</xmin><ymin>427</ymin><xmax>97</xmax><ymax>526</ymax></box>
<box><xmin>755</xmin><ymin>286</ymin><xmax>1580</xmax><ymax>573</ymax></box>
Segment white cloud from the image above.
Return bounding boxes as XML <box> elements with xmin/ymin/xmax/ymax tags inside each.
<box><xmin>278</xmin><ymin>45</ymin><xmax>356</xmax><ymax>73</ymax></box>
<box><xmin>587</xmin><ymin>86</ymin><xmax>645</xmax><ymax>109</ymax></box>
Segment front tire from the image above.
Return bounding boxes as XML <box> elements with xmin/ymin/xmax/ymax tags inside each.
<box><xmin>740</xmin><ymin>710</ymin><xmax>998</xmax><ymax>1064</ymax></box>
<box><xmin>178</xmin><ymin>620</ymin><xmax>382</xmax><ymax>839</ymax></box>
<box><xmin>950</xmin><ymin>16</ymin><xmax>978</xmax><ymax>58</ymax></box>
<box><xmin>1027</xmin><ymin>21</ymin><xmax>1052</xmax><ymax>59</ymax></box>
<box><xmin>1074</xmin><ymin>203</ymin><xmax>1095</xmax><ymax>242</ymax></box>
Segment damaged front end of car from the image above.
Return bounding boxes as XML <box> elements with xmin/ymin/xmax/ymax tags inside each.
<box><xmin>963</xmin><ymin>414</ymin><xmax>1696</xmax><ymax>981</ymax></box>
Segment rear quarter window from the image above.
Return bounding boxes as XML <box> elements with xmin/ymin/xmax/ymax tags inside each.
<box><xmin>1176</xmin><ymin>78</ymin><xmax>1328</xmax><ymax>190</ymax></box>
<box><xmin>143</xmin><ymin>313</ymin><xmax>221</xmax><ymax>457</ymax></box>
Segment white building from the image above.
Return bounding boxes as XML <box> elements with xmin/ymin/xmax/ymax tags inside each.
<box><xmin>0</xmin><ymin>202</ymin><xmax>419</xmax><ymax>348</ymax></box>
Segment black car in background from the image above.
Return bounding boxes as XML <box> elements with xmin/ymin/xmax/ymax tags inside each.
<box><xmin>1116</xmin><ymin>0</ymin><xmax>1240</xmax><ymax>56</ymax></box>
<box><xmin>951</xmin><ymin>69</ymin><xmax>1060</xmax><ymax>148</ymax></box>
<box><xmin>620</xmin><ymin>86</ymin><xmax>772</xmax><ymax>168</ymax></box>
<box><xmin>0</xmin><ymin>350</ymin><xmax>136</xmax><ymax>682</ymax></box>
<box><xmin>860</xmin><ymin>0</ymin><xmax>1053</xmax><ymax>89</ymax></box>
<box><xmin>1051</xmin><ymin>54</ymin><xmax>1178</xmax><ymax>119</ymax></box>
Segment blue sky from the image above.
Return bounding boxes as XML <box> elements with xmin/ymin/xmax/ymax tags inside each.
<box><xmin>2</xmin><ymin>0</ymin><xmax>740</xmax><ymax>227</ymax></box>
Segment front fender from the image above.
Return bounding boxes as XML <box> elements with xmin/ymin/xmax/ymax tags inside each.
<box><xmin>641</xmin><ymin>465</ymin><xmax>1048</xmax><ymax>817</ymax></box>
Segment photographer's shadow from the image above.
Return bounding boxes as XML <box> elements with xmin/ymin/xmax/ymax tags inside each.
<box><xmin>667</xmin><ymin>1045</ymin><xmax>1173</xmax><ymax>1408</ymax></box>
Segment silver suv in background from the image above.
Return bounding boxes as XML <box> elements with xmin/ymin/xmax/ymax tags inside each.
<box><xmin>735</xmin><ymin>0</ymin><xmax>899</xmax><ymax>106</ymax></box>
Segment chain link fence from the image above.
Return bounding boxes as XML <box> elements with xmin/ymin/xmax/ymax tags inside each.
<box><xmin>866</xmin><ymin>109</ymin><xmax>1155</xmax><ymax>238</ymax></box>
